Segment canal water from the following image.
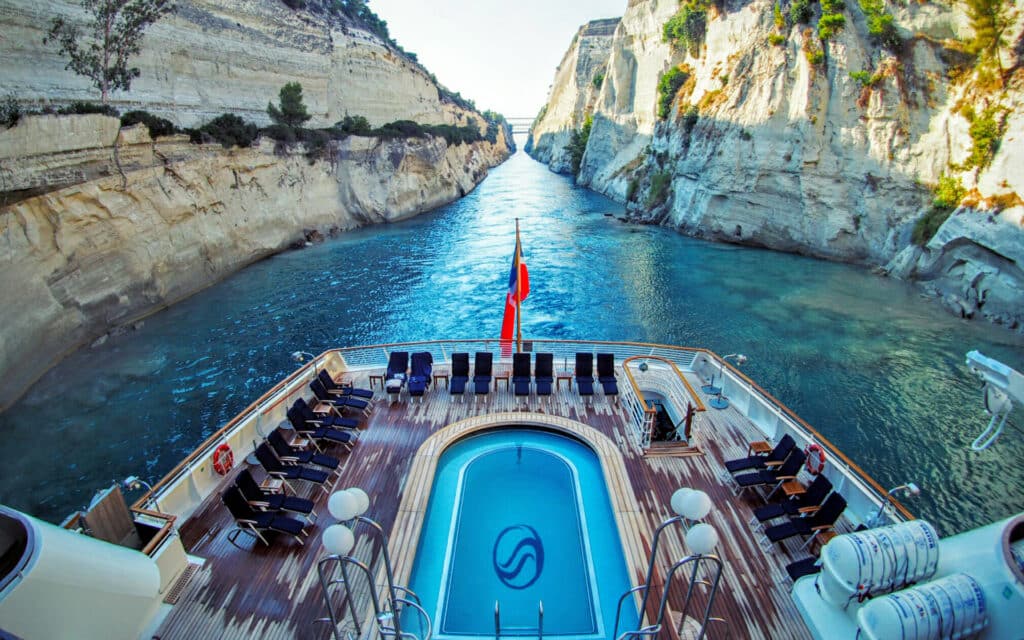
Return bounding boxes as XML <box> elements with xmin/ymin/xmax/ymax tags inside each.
<box><xmin>1</xmin><ymin>141</ymin><xmax>1022</xmax><ymax>534</ymax></box>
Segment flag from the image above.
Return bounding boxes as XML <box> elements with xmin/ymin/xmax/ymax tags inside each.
<box><xmin>500</xmin><ymin>235</ymin><xmax>529</xmax><ymax>355</ymax></box>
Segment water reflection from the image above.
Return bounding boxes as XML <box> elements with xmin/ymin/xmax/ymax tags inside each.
<box><xmin>1</xmin><ymin>142</ymin><xmax>1022</xmax><ymax>534</ymax></box>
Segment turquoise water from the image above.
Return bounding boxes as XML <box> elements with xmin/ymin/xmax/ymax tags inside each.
<box><xmin>406</xmin><ymin>429</ymin><xmax>636</xmax><ymax>638</ymax></box>
<box><xmin>0</xmin><ymin>141</ymin><xmax>1022</xmax><ymax>534</ymax></box>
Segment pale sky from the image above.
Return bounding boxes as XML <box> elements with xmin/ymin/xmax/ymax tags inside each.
<box><xmin>373</xmin><ymin>0</ymin><xmax>627</xmax><ymax>118</ymax></box>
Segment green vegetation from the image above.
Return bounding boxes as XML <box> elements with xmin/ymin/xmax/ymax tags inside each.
<box><xmin>191</xmin><ymin>114</ymin><xmax>260</xmax><ymax>148</ymax></box>
<box><xmin>57</xmin><ymin>101</ymin><xmax>120</xmax><ymax>116</ymax></box>
<box><xmin>912</xmin><ymin>175</ymin><xmax>965</xmax><ymax>245</ymax></box>
<box><xmin>336</xmin><ymin>114</ymin><xmax>371</xmax><ymax>135</ymax></box>
<box><xmin>964</xmin><ymin>105</ymin><xmax>1007</xmax><ymax>168</ymax></box>
<box><xmin>768</xmin><ymin>33</ymin><xmax>787</xmax><ymax>46</ymax></box>
<box><xmin>592</xmin><ymin>72</ymin><xmax>605</xmax><ymax>89</ymax></box>
<box><xmin>681</xmin><ymin>105</ymin><xmax>699</xmax><ymax>134</ymax></box>
<box><xmin>964</xmin><ymin>0</ymin><xmax>1017</xmax><ymax>73</ymax></box>
<box><xmin>565</xmin><ymin>114</ymin><xmax>593</xmax><ymax>175</ymax></box>
<box><xmin>1</xmin><ymin>95</ymin><xmax>20</xmax><ymax>128</ymax></box>
<box><xmin>627</xmin><ymin>178</ymin><xmax>640</xmax><ymax>201</ymax></box>
<box><xmin>43</xmin><ymin>0</ymin><xmax>174</xmax><ymax>104</ymax></box>
<box><xmin>774</xmin><ymin>1</ymin><xmax>786</xmax><ymax>28</ymax></box>
<box><xmin>268</xmin><ymin>82</ymin><xmax>311</xmax><ymax>130</ymax></box>
<box><xmin>790</xmin><ymin>0</ymin><xmax>813</xmax><ymax>24</ymax></box>
<box><xmin>817</xmin><ymin>0</ymin><xmax>847</xmax><ymax>40</ymax></box>
<box><xmin>121</xmin><ymin>110</ymin><xmax>176</xmax><ymax>138</ymax></box>
<box><xmin>858</xmin><ymin>0</ymin><xmax>901</xmax><ymax>50</ymax></box>
<box><xmin>657</xmin><ymin>65</ymin><xmax>691</xmax><ymax>120</ymax></box>
<box><xmin>646</xmin><ymin>171</ymin><xmax>672</xmax><ymax>208</ymax></box>
<box><xmin>849</xmin><ymin>70</ymin><xmax>882</xmax><ymax>87</ymax></box>
<box><xmin>663</xmin><ymin>0</ymin><xmax>709</xmax><ymax>57</ymax></box>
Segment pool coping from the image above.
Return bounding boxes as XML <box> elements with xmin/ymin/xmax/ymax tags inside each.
<box><xmin>384</xmin><ymin>412</ymin><xmax>648</xmax><ymax>628</ymax></box>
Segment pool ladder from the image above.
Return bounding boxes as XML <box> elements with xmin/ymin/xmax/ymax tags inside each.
<box><xmin>494</xmin><ymin>600</ymin><xmax>543</xmax><ymax>640</ymax></box>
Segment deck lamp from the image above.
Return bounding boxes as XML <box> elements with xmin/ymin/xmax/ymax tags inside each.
<box><xmin>291</xmin><ymin>350</ymin><xmax>319</xmax><ymax>378</ymax></box>
<box><xmin>678</xmin><ymin>489</ymin><xmax>712</xmax><ymax>524</ymax></box>
<box><xmin>322</xmin><ymin>524</ymin><xmax>355</xmax><ymax>556</ymax></box>
<box><xmin>868</xmin><ymin>482</ymin><xmax>922</xmax><ymax>528</ymax></box>
<box><xmin>122</xmin><ymin>475</ymin><xmax>161</xmax><ymax>512</ymax></box>
<box><xmin>685</xmin><ymin>523</ymin><xmax>720</xmax><ymax>555</ymax></box>
<box><xmin>709</xmin><ymin>353</ymin><xmax>747</xmax><ymax>410</ymax></box>
<box><xmin>630</xmin><ymin>488</ymin><xmax>698</xmax><ymax>630</ymax></box>
<box><xmin>328</xmin><ymin>491</ymin><xmax>360</xmax><ymax>522</ymax></box>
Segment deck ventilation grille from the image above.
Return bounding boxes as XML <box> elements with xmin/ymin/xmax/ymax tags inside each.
<box><xmin>163</xmin><ymin>561</ymin><xmax>202</xmax><ymax>605</ymax></box>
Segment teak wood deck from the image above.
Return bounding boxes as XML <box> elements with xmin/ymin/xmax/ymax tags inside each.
<box><xmin>156</xmin><ymin>370</ymin><xmax>831</xmax><ymax>640</ymax></box>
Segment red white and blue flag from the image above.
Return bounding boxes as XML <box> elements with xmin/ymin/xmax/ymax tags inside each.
<box><xmin>500</xmin><ymin>234</ymin><xmax>529</xmax><ymax>355</ymax></box>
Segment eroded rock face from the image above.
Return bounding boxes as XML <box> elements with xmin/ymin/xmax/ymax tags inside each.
<box><xmin>526</xmin><ymin>18</ymin><xmax>621</xmax><ymax>172</ymax></box>
<box><xmin>1</xmin><ymin>0</ymin><xmax>458</xmax><ymax>127</ymax></box>
<box><xmin>0</xmin><ymin>117</ymin><xmax>511</xmax><ymax>408</ymax></box>
<box><xmin>530</xmin><ymin>0</ymin><xmax>1024</xmax><ymax>330</ymax></box>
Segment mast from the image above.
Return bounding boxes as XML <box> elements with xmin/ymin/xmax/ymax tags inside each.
<box><xmin>515</xmin><ymin>218</ymin><xmax>522</xmax><ymax>354</ymax></box>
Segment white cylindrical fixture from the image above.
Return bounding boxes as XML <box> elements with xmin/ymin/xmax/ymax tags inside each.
<box><xmin>328</xmin><ymin>491</ymin><xmax>359</xmax><ymax>521</ymax></box>
<box><xmin>686</xmin><ymin>523</ymin><xmax>719</xmax><ymax>555</ymax></box>
<box><xmin>856</xmin><ymin>573</ymin><xmax>988</xmax><ymax>640</ymax></box>
<box><xmin>322</xmin><ymin>524</ymin><xmax>355</xmax><ymax>556</ymax></box>
<box><xmin>670</xmin><ymin>488</ymin><xmax>693</xmax><ymax>517</ymax></box>
<box><xmin>680</xmin><ymin>490</ymin><xmax>712</xmax><ymax>521</ymax></box>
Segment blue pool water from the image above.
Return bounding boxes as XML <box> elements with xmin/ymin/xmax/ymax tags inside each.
<box><xmin>407</xmin><ymin>429</ymin><xmax>637</xmax><ymax>638</ymax></box>
<box><xmin>0</xmin><ymin>139</ymin><xmax>1022</xmax><ymax>533</ymax></box>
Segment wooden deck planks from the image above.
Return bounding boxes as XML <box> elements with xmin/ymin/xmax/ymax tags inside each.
<box><xmin>156</xmin><ymin>371</ymin><xmax>817</xmax><ymax>639</ymax></box>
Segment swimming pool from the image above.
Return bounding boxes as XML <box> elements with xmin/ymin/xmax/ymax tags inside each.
<box><xmin>407</xmin><ymin>428</ymin><xmax>638</xmax><ymax>639</ymax></box>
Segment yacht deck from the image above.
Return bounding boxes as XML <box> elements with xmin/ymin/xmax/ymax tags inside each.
<box><xmin>155</xmin><ymin>369</ymin><xmax>835</xmax><ymax>640</ymax></box>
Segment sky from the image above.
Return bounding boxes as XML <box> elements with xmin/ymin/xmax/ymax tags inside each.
<box><xmin>373</xmin><ymin>0</ymin><xmax>627</xmax><ymax>118</ymax></box>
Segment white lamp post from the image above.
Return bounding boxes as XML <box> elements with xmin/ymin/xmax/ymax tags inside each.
<box><xmin>868</xmin><ymin>482</ymin><xmax>921</xmax><ymax>528</ymax></box>
<box><xmin>292</xmin><ymin>350</ymin><xmax>319</xmax><ymax>378</ymax></box>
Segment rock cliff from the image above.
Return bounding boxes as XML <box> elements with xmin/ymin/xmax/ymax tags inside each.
<box><xmin>1</xmin><ymin>0</ymin><xmax>461</xmax><ymax>128</ymax></box>
<box><xmin>0</xmin><ymin>116</ymin><xmax>511</xmax><ymax>408</ymax></box>
<box><xmin>526</xmin><ymin>18</ymin><xmax>620</xmax><ymax>172</ymax></box>
<box><xmin>529</xmin><ymin>0</ymin><xmax>1024</xmax><ymax>331</ymax></box>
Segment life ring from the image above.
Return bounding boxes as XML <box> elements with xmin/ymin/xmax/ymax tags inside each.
<box><xmin>212</xmin><ymin>443</ymin><xmax>234</xmax><ymax>475</ymax></box>
<box><xmin>805</xmin><ymin>443</ymin><xmax>826</xmax><ymax>475</ymax></box>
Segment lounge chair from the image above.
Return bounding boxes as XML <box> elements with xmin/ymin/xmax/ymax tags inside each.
<box><xmin>596</xmin><ymin>353</ymin><xmax>618</xmax><ymax>399</ymax></box>
<box><xmin>751</xmin><ymin>474</ymin><xmax>833</xmax><ymax>527</ymax></box>
<box><xmin>408</xmin><ymin>352</ymin><xmax>433</xmax><ymax>401</ymax></box>
<box><xmin>534</xmin><ymin>353</ymin><xmax>553</xmax><ymax>400</ymax></box>
<box><xmin>254</xmin><ymin>442</ymin><xmax>332</xmax><ymax>496</ymax></box>
<box><xmin>785</xmin><ymin>557</ymin><xmax>822</xmax><ymax>583</ymax></box>
<box><xmin>317</xmin><ymin>370</ymin><xmax>373</xmax><ymax>399</ymax></box>
<box><xmin>725</xmin><ymin>434</ymin><xmax>797</xmax><ymax>474</ymax></box>
<box><xmin>732</xmin><ymin>449</ymin><xmax>806</xmax><ymax>496</ymax></box>
<box><xmin>234</xmin><ymin>468</ymin><xmax>317</xmax><ymax>522</ymax></box>
<box><xmin>762</xmin><ymin>493</ymin><xmax>847</xmax><ymax>548</ymax></box>
<box><xmin>450</xmin><ymin>352</ymin><xmax>470</xmax><ymax>399</ymax></box>
<box><xmin>311</xmin><ymin>379</ymin><xmax>372</xmax><ymax>416</ymax></box>
<box><xmin>292</xmin><ymin>398</ymin><xmax>360</xmax><ymax>430</ymax></box>
<box><xmin>473</xmin><ymin>352</ymin><xmax>493</xmax><ymax>401</ymax></box>
<box><xmin>222</xmin><ymin>485</ymin><xmax>308</xmax><ymax>547</ymax></box>
<box><xmin>267</xmin><ymin>429</ymin><xmax>342</xmax><ymax>476</ymax></box>
<box><xmin>512</xmin><ymin>352</ymin><xmax>532</xmax><ymax>400</ymax></box>
<box><xmin>385</xmin><ymin>351</ymin><xmax>409</xmax><ymax>395</ymax></box>
<box><xmin>286</xmin><ymin>406</ymin><xmax>359</xmax><ymax>451</ymax></box>
<box><xmin>575</xmin><ymin>353</ymin><xmax>595</xmax><ymax>400</ymax></box>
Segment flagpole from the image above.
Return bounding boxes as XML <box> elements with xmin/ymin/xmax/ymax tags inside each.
<box><xmin>515</xmin><ymin>218</ymin><xmax>522</xmax><ymax>354</ymax></box>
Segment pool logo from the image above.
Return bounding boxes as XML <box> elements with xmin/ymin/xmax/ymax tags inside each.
<box><xmin>492</xmin><ymin>524</ymin><xmax>544</xmax><ymax>589</ymax></box>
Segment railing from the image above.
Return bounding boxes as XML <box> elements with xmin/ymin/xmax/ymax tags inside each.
<box><xmin>494</xmin><ymin>600</ymin><xmax>543</xmax><ymax>640</ymax></box>
<box><xmin>140</xmin><ymin>339</ymin><xmax>913</xmax><ymax>527</ymax></box>
<box><xmin>620</xmin><ymin>355</ymin><xmax>706</xmax><ymax>449</ymax></box>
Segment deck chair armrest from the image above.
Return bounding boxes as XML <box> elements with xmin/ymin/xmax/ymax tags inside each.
<box><xmin>811</xmin><ymin>523</ymin><xmax>835</xmax><ymax>532</ymax></box>
<box><xmin>797</xmin><ymin>505</ymin><xmax>821</xmax><ymax>514</ymax></box>
<box><xmin>764</xmin><ymin>460</ymin><xmax>784</xmax><ymax>467</ymax></box>
<box><xmin>776</xmin><ymin>474</ymin><xmax>798</xmax><ymax>482</ymax></box>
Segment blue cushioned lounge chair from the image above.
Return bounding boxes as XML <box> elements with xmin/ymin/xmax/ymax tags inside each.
<box><xmin>222</xmin><ymin>485</ymin><xmax>308</xmax><ymax>547</ymax></box>
<box><xmin>254</xmin><ymin>443</ymin><xmax>331</xmax><ymax>496</ymax></box>
<box><xmin>474</xmin><ymin>352</ymin><xmax>493</xmax><ymax>401</ymax></box>
<box><xmin>234</xmin><ymin>468</ymin><xmax>316</xmax><ymax>523</ymax></box>
<box><xmin>534</xmin><ymin>353</ymin><xmax>553</xmax><ymax>400</ymax></box>
<box><xmin>725</xmin><ymin>434</ymin><xmax>797</xmax><ymax>474</ymax></box>
<box><xmin>732</xmin><ymin>449</ymin><xmax>806</xmax><ymax>496</ymax></box>
<box><xmin>596</xmin><ymin>353</ymin><xmax>618</xmax><ymax>400</ymax></box>
<box><xmin>751</xmin><ymin>474</ymin><xmax>833</xmax><ymax>527</ymax></box>
<box><xmin>763</xmin><ymin>493</ymin><xmax>847</xmax><ymax>548</ymax></box>
<box><xmin>575</xmin><ymin>352</ymin><xmax>594</xmax><ymax>400</ymax></box>
<box><xmin>450</xmin><ymin>352</ymin><xmax>469</xmax><ymax>400</ymax></box>
<box><xmin>512</xmin><ymin>352</ymin><xmax>531</xmax><ymax>400</ymax></box>
<box><xmin>317</xmin><ymin>370</ymin><xmax>373</xmax><ymax>399</ymax></box>
<box><xmin>268</xmin><ymin>429</ymin><xmax>341</xmax><ymax>477</ymax></box>
<box><xmin>408</xmin><ymin>352</ymin><xmax>433</xmax><ymax>402</ymax></box>
<box><xmin>292</xmin><ymin>398</ymin><xmax>359</xmax><ymax>430</ymax></box>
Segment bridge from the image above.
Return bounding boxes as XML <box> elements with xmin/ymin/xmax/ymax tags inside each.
<box><xmin>506</xmin><ymin>117</ymin><xmax>534</xmax><ymax>136</ymax></box>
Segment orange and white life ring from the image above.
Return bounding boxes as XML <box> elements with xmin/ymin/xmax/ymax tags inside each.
<box><xmin>212</xmin><ymin>443</ymin><xmax>234</xmax><ymax>475</ymax></box>
<box><xmin>805</xmin><ymin>443</ymin><xmax>826</xmax><ymax>475</ymax></box>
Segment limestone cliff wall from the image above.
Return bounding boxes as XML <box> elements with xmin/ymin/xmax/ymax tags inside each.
<box><xmin>531</xmin><ymin>0</ymin><xmax>1024</xmax><ymax>331</ymax></box>
<box><xmin>0</xmin><ymin>0</ymin><xmax>461</xmax><ymax>128</ymax></box>
<box><xmin>0</xmin><ymin>116</ymin><xmax>511</xmax><ymax>408</ymax></box>
<box><xmin>526</xmin><ymin>18</ymin><xmax>621</xmax><ymax>172</ymax></box>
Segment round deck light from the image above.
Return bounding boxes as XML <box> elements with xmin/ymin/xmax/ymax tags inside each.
<box><xmin>323</xmin><ymin>524</ymin><xmax>355</xmax><ymax>556</ymax></box>
<box><xmin>328</xmin><ymin>491</ymin><xmax>359</xmax><ymax>521</ymax></box>
<box><xmin>346</xmin><ymin>487</ymin><xmax>370</xmax><ymax>516</ymax></box>
<box><xmin>679</xmin><ymin>489</ymin><xmax>712</xmax><ymax>521</ymax></box>
<box><xmin>671</xmin><ymin>488</ymin><xmax>693</xmax><ymax>516</ymax></box>
<box><xmin>685</xmin><ymin>523</ymin><xmax>719</xmax><ymax>555</ymax></box>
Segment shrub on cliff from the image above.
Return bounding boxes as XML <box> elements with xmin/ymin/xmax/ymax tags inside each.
<box><xmin>790</xmin><ymin>0</ymin><xmax>813</xmax><ymax>24</ymax></box>
<box><xmin>57</xmin><ymin>101</ymin><xmax>120</xmax><ymax>117</ymax></box>
<box><xmin>859</xmin><ymin>0</ymin><xmax>901</xmax><ymax>50</ymax></box>
<box><xmin>268</xmin><ymin>82</ymin><xmax>312</xmax><ymax>129</ymax></box>
<box><xmin>646</xmin><ymin>171</ymin><xmax>672</xmax><ymax>208</ymax></box>
<box><xmin>565</xmin><ymin>114</ymin><xmax>593</xmax><ymax>176</ymax></box>
<box><xmin>121</xmin><ymin>110</ymin><xmax>177</xmax><ymax>138</ymax></box>
<box><xmin>335</xmin><ymin>114</ymin><xmax>372</xmax><ymax>136</ymax></box>
<box><xmin>657</xmin><ymin>66</ymin><xmax>691</xmax><ymax>120</ymax></box>
<box><xmin>964</xmin><ymin>0</ymin><xmax>1017</xmax><ymax>73</ymax></box>
<box><xmin>2</xmin><ymin>95</ymin><xmax>22</xmax><ymax>129</ymax></box>
<box><xmin>913</xmin><ymin>175</ymin><xmax>965</xmax><ymax>245</ymax></box>
<box><xmin>193</xmin><ymin>114</ymin><xmax>259</xmax><ymax>148</ymax></box>
<box><xmin>964</xmin><ymin>105</ymin><xmax>1007</xmax><ymax>169</ymax></box>
<box><xmin>663</xmin><ymin>1</ymin><xmax>708</xmax><ymax>57</ymax></box>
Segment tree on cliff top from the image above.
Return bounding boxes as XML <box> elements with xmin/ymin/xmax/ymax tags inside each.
<box><xmin>964</xmin><ymin>0</ymin><xmax>1017</xmax><ymax>73</ymax></box>
<box><xmin>44</xmin><ymin>0</ymin><xmax>175</xmax><ymax>105</ymax></box>
<box><xmin>268</xmin><ymin>83</ymin><xmax>312</xmax><ymax>129</ymax></box>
